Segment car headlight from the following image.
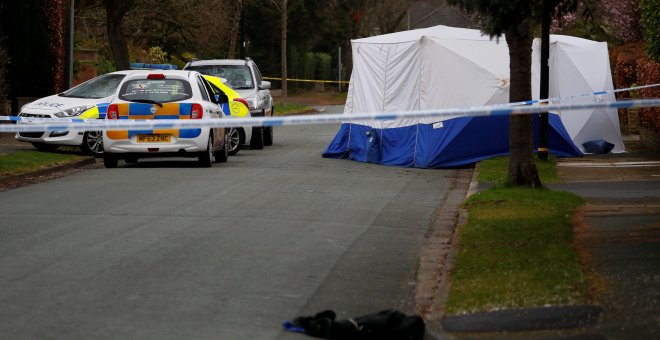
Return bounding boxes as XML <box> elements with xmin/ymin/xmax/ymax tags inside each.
<box><xmin>246</xmin><ymin>98</ymin><xmax>258</xmax><ymax>110</ymax></box>
<box><xmin>53</xmin><ymin>105</ymin><xmax>95</xmax><ymax>118</ymax></box>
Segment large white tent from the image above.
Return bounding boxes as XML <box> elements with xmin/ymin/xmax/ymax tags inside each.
<box><xmin>323</xmin><ymin>25</ymin><xmax>623</xmax><ymax>168</ymax></box>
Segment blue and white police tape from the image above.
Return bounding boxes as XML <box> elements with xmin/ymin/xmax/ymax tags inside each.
<box><xmin>3</xmin><ymin>83</ymin><xmax>658</xmax><ymax>125</ymax></box>
<box><xmin>486</xmin><ymin>82</ymin><xmax>660</xmax><ymax>108</ymax></box>
<box><xmin>1</xmin><ymin>98</ymin><xmax>659</xmax><ymax>133</ymax></box>
<box><xmin>0</xmin><ymin>117</ymin><xmax>88</xmax><ymax>123</ymax></box>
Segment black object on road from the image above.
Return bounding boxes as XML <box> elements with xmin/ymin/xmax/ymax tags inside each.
<box><xmin>283</xmin><ymin>309</ymin><xmax>425</xmax><ymax>339</ymax></box>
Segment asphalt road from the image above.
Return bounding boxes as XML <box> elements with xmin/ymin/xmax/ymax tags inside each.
<box><xmin>0</xmin><ymin>108</ymin><xmax>456</xmax><ymax>339</ymax></box>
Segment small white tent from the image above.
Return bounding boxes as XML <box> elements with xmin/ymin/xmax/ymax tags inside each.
<box><xmin>323</xmin><ymin>25</ymin><xmax>623</xmax><ymax>168</ymax></box>
<box><xmin>532</xmin><ymin>35</ymin><xmax>623</xmax><ymax>152</ymax></box>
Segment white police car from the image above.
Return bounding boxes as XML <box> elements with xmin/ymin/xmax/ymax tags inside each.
<box><xmin>15</xmin><ymin>71</ymin><xmax>133</xmax><ymax>156</ymax></box>
<box><xmin>102</xmin><ymin>70</ymin><xmax>229</xmax><ymax>168</ymax></box>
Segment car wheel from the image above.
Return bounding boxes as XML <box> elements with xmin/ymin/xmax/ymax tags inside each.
<box><xmin>215</xmin><ymin>134</ymin><xmax>229</xmax><ymax>163</ymax></box>
<box><xmin>199</xmin><ymin>135</ymin><xmax>213</xmax><ymax>167</ymax></box>
<box><xmin>32</xmin><ymin>142</ymin><xmax>58</xmax><ymax>152</ymax></box>
<box><xmin>82</xmin><ymin>130</ymin><xmax>104</xmax><ymax>156</ymax></box>
<box><xmin>103</xmin><ymin>153</ymin><xmax>118</xmax><ymax>168</ymax></box>
<box><xmin>250</xmin><ymin>126</ymin><xmax>264</xmax><ymax>150</ymax></box>
<box><xmin>227</xmin><ymin>127</ymin><xmax>241</xmax><ymax>156</ymax></box>
<box><xmin>264</xmin><ymin>125</ymin><xmax>273</xmax><ymax>146</ymax></box>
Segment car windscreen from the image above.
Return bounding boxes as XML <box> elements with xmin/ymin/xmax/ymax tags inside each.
<box><xmin>60</xmin><ymin>73</ymin><xmax>126</xmax><ymax>99</ymax></box>
<box><xmin>186</xmin><ymin>65</ymin><xmax>254</xmax><ymax>90</ymax></box>
<box><xmin>118</xmin><ymin>78</ymin><xmax>193</xmax><ymax>103</ymax></box>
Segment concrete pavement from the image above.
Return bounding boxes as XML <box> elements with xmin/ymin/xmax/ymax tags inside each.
<box><xmin>548</xmin><ymin>135</ymin><xmax>660</xmax><ymax>339</ymax></box>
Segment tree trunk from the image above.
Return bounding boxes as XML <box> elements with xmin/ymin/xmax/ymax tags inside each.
<box><xmin>43</xmin><ymin>0</ymin><xmax>67</xmax><ymax>93</ymax></box>
<box><xmin>228</xmin><ymin>0</ymin><xmax>242</xmax><ymax>59</ymax></box>
<box><xmin>104</xmin><ymin>0</ymin><xmax>133</xmax><ymax>70</ymax></box>
<box><xmin>506</xmin><ymin>30</ymin><xmax>542</xmax><ymax>188</ymax></box>
<box><xmin>280</xmin><ymin>0</ymin><xmax>288</xmax><ymax>102</ymax></box>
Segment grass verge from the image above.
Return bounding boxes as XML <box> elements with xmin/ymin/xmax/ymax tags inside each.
<box><xmin>274</xmin><ymin>102</ymin><xmax>313</xmax><ymax>115</ymax></box>
<box><xmin>0</xmin><ymin>150</ymin><xmax>87</xmax><ymax>178</ymax></box>
<box><xmin>477</xmin><ymin>155</ymin><xmax>559</xmax><ymax>183</ymax></box>
<box><xmin>445</xmin><ymin>157</ymin><xmax>590</xmax><ymax>315</ymax></box>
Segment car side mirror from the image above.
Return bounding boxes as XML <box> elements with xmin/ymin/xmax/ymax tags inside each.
<box><xmin>259</xmin><ymin>81</ymin><xmax>271</xmax><ymax>90</ymax></box>
<box><xmin>215</xmin><ymin>94</ymin><xmax>229</xmax><ymax>104</ymax></box>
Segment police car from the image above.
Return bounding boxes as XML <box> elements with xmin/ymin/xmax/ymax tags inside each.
<box><xmin>184</xmin><ymin>58</ymin><xmax>273</xmax><ymax>149</ymax></box>
<box><xmin>203</xmin><ymin>75</ymin><xmax>251</xmax><ymax>155</ymax></box>
<box><xmin>15</xmin><ymin>71</ymin><xmax>133</xmax><ymax>155</ymax></box>
<box><xmin>102</xmin><ymin>70</ymin><xmax>233</xmax><ymax>168</ymax></box>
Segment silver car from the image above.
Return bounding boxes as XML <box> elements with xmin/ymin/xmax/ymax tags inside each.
<box><xmin>183</xmin><ymin>58</ymin><xmax>274</xmax><ymax>150</ymax></box>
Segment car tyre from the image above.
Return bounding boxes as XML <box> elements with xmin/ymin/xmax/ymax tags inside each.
<box><xmin>81</xmin><ymin>130</ymin><xmax>104</xmax><ymax>156</ymax></box>
<box><xmin>227</xmin><ymin>127</ymin><xmax>242</xmax><ymax>156</ymax></box>
<box><xmin>215</xmin><ymin>134</ymin><xmax>229</xmax><ymax>163</ymax></box>
<box><xmin>199</xmin><ymin>135</ymin><xmax>213</xmax><ymax>167</ymax></box>
<box><xmin>103</xmin><ymin>153</ymin><xmax>118</xmax><ymax>168</ymax></box>
<box><xmin>264</xmin><ymin>125</ymin><xmax>273</xmax><ymax>146</ymax></box>
<box><xmin>32</xmin><ymin>142</ymin><xmax>58</xmax><ymax>152</ymax></box>
<box><xmin>250</xmin><ymin>126</ymin><xmax>264</xmax><ymax>150</ymax></box>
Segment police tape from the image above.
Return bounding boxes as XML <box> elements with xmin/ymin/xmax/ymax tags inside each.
<box><xmin>482</xmin><ymin>82</ymin><xmax>660</xmax><ymax>108</ymax></box>
<box><xmin>2</xmin><ymin>82</ymin><xmax>657</xmax><ymax>125</ymax></box>
<box><xmin>263</xmin><ymin>76</ymin><xmax>350</xmax><ymax>84</ymax></box>
<box><xmin>1</xmin><ymin>98</ymin><xmax>659</xmax><ymax>133</ymax></box>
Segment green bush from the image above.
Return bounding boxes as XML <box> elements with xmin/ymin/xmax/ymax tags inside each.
<box><xmin>96</xmin><ymin>54</ymin><xmax>116</xmax><ymax>75</ymax></box>
<box><xmin>288</xmin><ymin>46</ymin><xmax>301</xmax><ymax>91</ymax></box>
<box><xmin>641</xmin><ymin>0</ymin><xmax>660</xmax><ymax>61</ymax></box>
<box><xmin>304</xmin><ymin>52</ymin><xmax>317</xmax><ymax>88</ymax></box>
<box><xmin>315</xmin><ymin>52</ymin><xmax>332</xmax><ymax>81</ymax></box>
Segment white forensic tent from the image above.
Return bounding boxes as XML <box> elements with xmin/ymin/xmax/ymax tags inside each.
<box><xmin>323</xmin><ymin>25</ymin><xmax>623</xmax><ymax>168</ymax></box>
<box><xmin>532</xmin><ymin>35</ymin><xmax>623</xmax><ymax>153</ymax></box>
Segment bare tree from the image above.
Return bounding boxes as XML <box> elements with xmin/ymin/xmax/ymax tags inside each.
<box><xmin>102</xmin><ymin>0</ymin><xmax>134</xmax><ymax>70</ymax></box>
<box><xmin>271</xmin><ymin>0</ymin><xmax>288</xmax><ymax>101</ymax></box>
<box><xmin>125</xmin><ymin>0</ymin><xmax>232</xmax><ymax>58</ymax></box>
<box><xmin>448</xmin><ymin>0</ymin><xmax>578</xmax><ymax>187</ymax></box>
<box><xmin>228</xmin><ymin>0</ymin><xmax>243</xmax><ymax>58</ymax></box>
<box><xmin>355</xmin><ymin>0</ymin><xmax>414</xmax><ymax>37</ymax></box>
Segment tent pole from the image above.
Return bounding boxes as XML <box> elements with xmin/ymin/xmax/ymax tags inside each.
<box><xmin>538</xmin><ymin>0</ymin><xmax>550</xmax><ymax>160</ymax></box>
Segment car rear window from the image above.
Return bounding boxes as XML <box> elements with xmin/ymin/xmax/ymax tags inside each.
<box><xmin>186</xmin><ymin>65</ymin><xmax>254</xmax><ymax>90</ymax></box>
<box><xmin>118</xmin><ymin>78</ymin><xmax>193</xmax><ymax>103</ymax></box>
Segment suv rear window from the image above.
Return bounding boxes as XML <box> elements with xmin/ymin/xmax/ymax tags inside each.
<box><xmin>187</xmin><ymin>65</ymin><xmax>254</xmax><ymax>90</ymax></box>
<box><xmin>118</xmin><ymin>78</ymin><xmax>193</xmax><ymax>103</ymax></box>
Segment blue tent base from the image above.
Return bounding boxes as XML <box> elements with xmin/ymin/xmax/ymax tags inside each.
<box><xmin>322</xmin><ymin>114</ymin><xmax>583</xmax><ymax>168</ymax></box>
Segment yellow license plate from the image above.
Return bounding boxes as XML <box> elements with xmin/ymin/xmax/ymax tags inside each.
<box><xmin>136</xmin><ymin>135</ymin><xmax>171</xmax><ymax>143</ymax></box>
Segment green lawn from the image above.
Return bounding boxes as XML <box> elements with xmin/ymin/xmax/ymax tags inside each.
<box><xmin>444</xmin><ymin>156</ymin><xmax>590</xmax><ymax>315</ymax></box>
<box><xmin>274</xmin><ymin>103</ymin><xmax>313</xmax><ymax>116</ymax></box>
<box><xmin>0</xmin><ymin>150</ymin><xmax>87</xmax><ymax>177</ymax></box>
<box><xmin>477</xmin><ymin>155</ymin><xmax>559</xmax><ymax>183</ymax></box>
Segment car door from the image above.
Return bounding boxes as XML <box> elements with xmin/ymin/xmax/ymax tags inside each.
<box><xmin>195</xmin><ymin>74</ymin><xmax>225</xmax><ymax>151</ymax></box>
